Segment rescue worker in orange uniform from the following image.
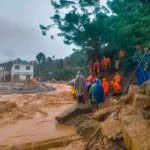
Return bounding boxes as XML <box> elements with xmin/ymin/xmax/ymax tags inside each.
<box><xmin>33</xmin><ymin>78</ymin><xmax>37</xmax><ymax>85</ymax></box>
<box><xmin>102</xmin><ymin>78</ymin><xmax>109</xmax><ymax>100</ymax></box>
<box><xmin>119</xmin><ymin>50</ymin><xmax>125</xmax><ymax>59</ymax></box>
<box><xmin>113</xmin><ymin>72</ymin><xmax>122</xmax><ymax>83</ymax></box>
<box><xmin>107</xmin><ymin>57</ymin><xmax>111</xmax><ymax>68</ymax></box>
<box><xmin>101</xmin><ymin>56</ymin><xmax>109</xmax><ymax>74</ymax></box>
<box><xmin>111</xmin><ymin>81</ymin><xmax>121</xmax><ymax>97</ymax></box>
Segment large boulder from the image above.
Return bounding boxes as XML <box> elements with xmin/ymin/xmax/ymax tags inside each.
<box><xmin>100</xmin><ymin>117</ymin><xmax>122</xmax><ymax>140</ymax></box>
<box><xmin>132</xmin><ymin>94</ymin><xmax>150</xmax><ymax>109</ymax></box>
<box><xmin>142</xmin><ymin>80</ymin><xmax>150</xmax><ymax>96</ymax></box>
<box><xmin>120</xmin><ymin>84</ymin><xmax>145</xmax><ymax>105</ymax></box>
<box><xmin>55</xmin><ymin>104</ymin><xmax>93</xmax><ymax>123</ymax></box>
<box><xmin>119</xmin><ymin>105</ymin><xmax>150</xmax><ymax>150</ymax></box>
<box><xmin>143</xmin><ymin>104</ymin><xmax>150</xmax><ymax>119</ymax></box>
<box><xmin>128</xmin><ymin>84</ymin><xmax>145</xmax><ymax>96</ymax></box>
<box><xmin>93</xmin><ymin>105</ymin><xmax>120</xmax><ymax>121</ymax></box>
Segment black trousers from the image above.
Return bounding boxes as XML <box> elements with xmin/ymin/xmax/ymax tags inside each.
<box><xmin>78</xmin><ymin>95</ymin><xmax>84</xmax><ymax>104</ymax></box>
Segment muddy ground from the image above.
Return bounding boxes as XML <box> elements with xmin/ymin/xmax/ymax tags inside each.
<box><xmin>0</xmin><ymin>83</ymin><xmax>76</xmax><ymax>127</ymax></box>
<box><xmin>0</xmin><ymin>82</ymin><xmax>85</xmax><ymax>150</ymax></box>
<box><xmin>0</xmin><ymin>81</ymin><xmax>150</xmax><ymax>150</ymax></box>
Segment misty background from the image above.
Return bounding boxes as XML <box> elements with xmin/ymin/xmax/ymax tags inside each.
<box><xmin>0</xmin><ymin>0</ymin><xmax>106</xmax><ymax>63</ymax></box>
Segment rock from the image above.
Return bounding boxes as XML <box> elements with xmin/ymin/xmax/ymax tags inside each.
<box><xmin>128</xmin><ymin>85</ymin><xmax>144</xmax><ymax>95</ymax></box>
<box><xmin>55</xmin><ymin>104</ymin><xmax>93</xmax><ymax>123</ymax></box>
<box><xmin>100</xmin><ymin>118</ymin><xmax>122</xmax><ymax>140</ymax></box>
<box><xmin>119</xmin><ymin>105</ymin><xmax>150</xmax><ymax>150</ymax></box>
<box><xmin>93</xmin><ymin>105</ymin><xmax>120</xmax><ymax>121</ymax></box>
<box><xmin>120</xmin><ymin>113</ymin><xmax>150</xmax><ymax>150</ymax></box>
<box><xmin>119</xmin><ymin>94</ymin><xmax>132</xmax><ymax>104</ymax></box>
<box><xmin>132</xmin><ymin>94</ymin><xmax>150</xmax><ymax>109</ymax></box>
<box><xmin>143</xmin><ymin>104</ymin><xmax>150</xmax><ymax>119</ymax></box>
<box><xmin>142</xmin><ymin>80</ymin><xmax>150</xmax><ymax>96</ymax></box>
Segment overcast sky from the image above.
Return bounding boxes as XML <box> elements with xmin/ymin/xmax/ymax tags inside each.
<box><xmin>0</xmin><ymin>0</ymin><xmax>106</xmax><ymax>63</ymax></box>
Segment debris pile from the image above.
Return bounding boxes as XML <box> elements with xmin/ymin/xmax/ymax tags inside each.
<box><xmin>0</xmin><ymin>82</ymin><xmax>55</xmax><ymax>94</ymax></box>
<box><xmin>56</xmin><ymin>80</ymin><xmax>150</xmax><ymax>150</ymax></box>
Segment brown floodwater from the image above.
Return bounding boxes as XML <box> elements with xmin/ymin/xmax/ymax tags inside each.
<box><xmin>0</xmin><ymin>104</ymin><xmax>75</xmax><ymax>147</ymax></box>
<box><xmin>0</xmin><ymin>83</ymin><xmax>77</xmax><ymax>149</ymax></box>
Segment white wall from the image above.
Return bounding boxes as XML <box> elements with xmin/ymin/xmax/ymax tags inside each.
<box><xmin>0</xmin><ymin>67</ymin><xmax>4</xmax><ymax>81</ymax></box>
<box><xmin>11</xmin><ymin>63</ymin><xmax>34</xmax><ymax>81</ymax></box>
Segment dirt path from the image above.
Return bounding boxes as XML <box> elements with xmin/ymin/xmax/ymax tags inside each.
<box><xmin>0</xmin><ymin>83</ymin><xmax>79</xmax><ymax>149</ymax></box>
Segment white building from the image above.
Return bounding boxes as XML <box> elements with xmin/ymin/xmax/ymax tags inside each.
<box><xmin>0</xmin><ymin>61</ymin><xmax>34</xmax><ymax>81</ymax></box>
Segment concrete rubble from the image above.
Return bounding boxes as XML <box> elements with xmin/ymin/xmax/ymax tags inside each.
<box><xmin>56</xmin><ymin>79</ymin><xmax>150</xmax><ymax>150</ymax></box>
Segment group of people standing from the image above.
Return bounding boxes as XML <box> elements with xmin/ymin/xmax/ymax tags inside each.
<box><xmin>71</xmin><ymin>71</ymin><xmax>122</xmax><ymax>109</ymax></box>
<box><xmin>89</xmin><ymin>56</ymin><xmax>111</xmax><ymax>77</ymax></box>
<box><xmin>72</xmin><ymin>71</ymin><xmax>105</xmax><ymax>109</ymax></box>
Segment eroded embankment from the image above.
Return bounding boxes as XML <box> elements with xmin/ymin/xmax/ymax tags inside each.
<box><xmin>55</xmin><ymin>80</ymin><xmax>150</xmax><ymax>150</ymax></box>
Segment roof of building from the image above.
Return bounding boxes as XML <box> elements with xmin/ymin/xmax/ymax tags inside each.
<box><xmin>0</xmin><ymin>60</ymin><xmax>34</xmax><ymax>66</ymax></box>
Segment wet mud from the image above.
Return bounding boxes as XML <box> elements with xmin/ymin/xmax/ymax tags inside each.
<box><xmin>0</xmin><ymin>83</ymin><xmax>79</xmax><ymax>150</ymax></box>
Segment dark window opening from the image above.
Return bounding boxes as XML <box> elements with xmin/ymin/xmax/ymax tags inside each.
<box><xmin>15</xmin><ymin>66</ymin><xmax>20</xmax><ymax>70</ymax></box>
<box><xmin>26</xmin><ymin>66</ymin><xmax>30</xmax><ymax>70</ymax></box>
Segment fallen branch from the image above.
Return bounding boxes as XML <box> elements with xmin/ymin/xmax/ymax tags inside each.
<box><xmin>83</xmin><ymin>126</ymin><xmax>101</xmax><ymax>150</ymax></box>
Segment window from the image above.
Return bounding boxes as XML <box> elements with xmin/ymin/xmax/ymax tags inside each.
<box><xmin>15</xmin><ymin>65</ymin><xmax>20</xmax><ymax>70</ymax></box>
<box><xmin>26</xmin><ymin>66</ymin><xmax>30</xmax><ymax>70</ymax></box>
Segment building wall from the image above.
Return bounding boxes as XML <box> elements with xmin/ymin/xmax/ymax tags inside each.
<box><xmin>0</xmin><ymin>67</ymin><xmax>4</xmax><ymax>81</ymax></box>
<box><xmin>11</xmin><ymin>64</ymin><xmax>34</xmax><ymax>81</ymax></box>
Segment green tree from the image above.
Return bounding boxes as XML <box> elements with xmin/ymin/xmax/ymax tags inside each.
<box><xmin>36</xmin><ymin>52</ymin><xmax>46</xmax><ymax>63</ymax></box>
<box><xmin>40</xmin><ymin>0</ymin><xmax>109</xmax><ymax>61</ymax></box>
<box><xmin>15</xmin><ymin>58</ymin><xmax>22</xmax><ymax>61</ymax></box>
<box><xmin>106</xmin><ymin>0</ymin><xmax>150</xmax><ymax>57</ymax></box>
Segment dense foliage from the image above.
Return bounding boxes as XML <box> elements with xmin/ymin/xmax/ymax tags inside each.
<box><xmin>34</xmin><ymin>51</ymin><xmax>88</xmax><ymax>80</ymax></box>
<box><xmin>37</xmin><ymin>0</ymin><xmax>150</xmax><ymax>80</ymax></box>
<box><xmin>40</xmin><ymin>0</ymin><xmax>150</xmax><ymax>60</ymax></box>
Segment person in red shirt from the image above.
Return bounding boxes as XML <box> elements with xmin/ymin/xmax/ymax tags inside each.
<box><xmin>102</xmin><ymin>78</ymin><xmax>109</xmax><ymax>100</ymax></box>
<box><xmin>93</xmin><ymin>61</ymin><xmax>98</xmax><ymax>76</ymax></box>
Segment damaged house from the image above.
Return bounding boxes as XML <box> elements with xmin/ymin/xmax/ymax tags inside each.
<box><xmin>0</xmin><ymin>61</ymin><xmax>34</xmax><ymax>81</ymax></box>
